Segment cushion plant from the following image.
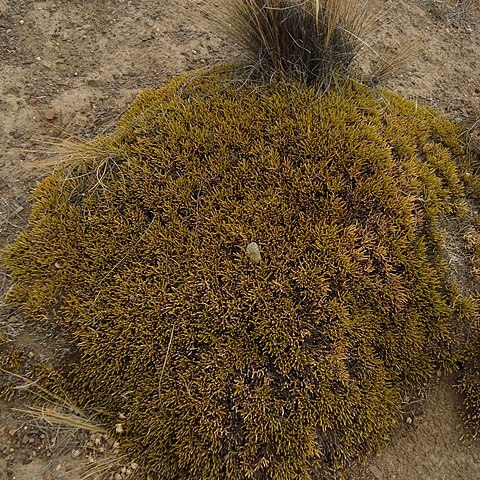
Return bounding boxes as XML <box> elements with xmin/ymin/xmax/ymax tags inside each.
<box><xmin>2</xmin><ymin>1</ymin><xmax>479</xmax><ymax>478</ymax></box>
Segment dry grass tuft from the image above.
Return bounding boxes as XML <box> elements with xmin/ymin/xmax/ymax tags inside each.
<box><xmin>5</xmin><ymin>370</ymin><xmax>105</xmax><ymax>431</ymax></box>
<box><xmin>218</xmin><ymin>0</ymin><xmax>373</xmax><ymax>87</ymax></box>
<box><xmin>369</xmin><ymin>41</ymin><xmax>418</xmax><ymax>85</ymax></box>
<box><xmin>3</xmin><ymin>370</ymin><xmax>135</xmax><ymax>479</ymax></box>
<box><xmin>14</xmin><ymin>404</ymin><xmax>106</xmax><ymax>434</ymax></box>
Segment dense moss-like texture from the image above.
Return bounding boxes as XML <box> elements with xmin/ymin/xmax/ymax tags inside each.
<box><xmin>3</xmin><ymin>68</ymin><xmax>478</xmax><ymax>478</ymax></box>
<box><xmin>458</xmin><ymin>304</ymin><xmax>480</xmax><ymax>436</ymax></box>
<box><xmin>0</xmin><ymin>332</ymin><xmax>23</xmax><ymax>401</ymax></box>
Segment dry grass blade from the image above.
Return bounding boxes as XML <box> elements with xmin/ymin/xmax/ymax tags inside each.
<box><xmin>13</xmin><ymin>405</ymin><xmax>107</xmax><ymax>434</ymax></box>
<box><xmin>217</xmin><ymin>0</ymin><xmax>372</xmax><ymax>87</ymax></box>
<box><xmin>370</xmin><ymin>41</ymin><xmax>419</xmax><ymax>84</ymax></box>
<box><xmin>30</xmin><ymin>135</ymin><xmax>113</xmax><ymax>169</ymax></box>
<box><xmin>2</xmin><ymin>369</ymin><xmax>80</xmax><ymax>410</ymax></box>
<box><xmin>3</xmin><ymin>370</ymin><xmax>104</xmax><ymax>431</ymax></box>
<box><xmin>3</xmin><ymin>370</ymin><xmax>122</xmax><ymax>478</ymax></box>
<box><xmin>12</xmin><ymin>403</ymin><xmax>131</xmax><ymax>480</ymax></box>
<box><xmin>22</xmin><ymin>134</ymin><xmax>127</xmax><ymax>202</ymax></box>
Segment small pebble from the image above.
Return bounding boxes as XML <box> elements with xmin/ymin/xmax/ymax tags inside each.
<box><xmin>369</xmin><ymin>464</ymin><xmax>384</xmax><ymax>480</ymax></box>
<box><xmin>44</xmin><ymin>107</ymin><xmax>55</xmax><ymax>120</ymax></box>
<box><xmin>246</xmin><ymin>242</ymin><xmax>262</xmax><ymax>264</ymax></box>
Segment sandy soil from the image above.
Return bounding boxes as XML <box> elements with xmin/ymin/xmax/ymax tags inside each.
<box><xmin>0</xmin><ymin>0</ymin><xmax>479</xmax><ymax>479</ymax></box>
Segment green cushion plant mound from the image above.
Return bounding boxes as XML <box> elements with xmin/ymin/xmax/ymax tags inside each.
<box><xmin>2</xmin><ymin>67</ymin><xmax>478</xmax><ymax>478</ymax></box>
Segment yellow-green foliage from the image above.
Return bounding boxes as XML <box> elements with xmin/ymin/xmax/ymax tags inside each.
<box><xmin>2</xmin><ymin>67</ymin><xmax>478</xmax><ymax>478</ymax></box>
<box><xmin>457</xmin><ymin>214</ymin><xmax>480</xmax><ymax>437</ymax></box>
<box><xmin>0</xmin><ymin>331</ymin><xmax>23</xmax><ymax>400</ymax></box>
<box><xmin>457</xmin><ymin>293</ymin><xmax>480</xmax><ymax>437</ymax></box>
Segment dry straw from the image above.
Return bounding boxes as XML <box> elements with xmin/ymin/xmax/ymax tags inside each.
<box><xmin>216</xmin><ymin>0</ymin><xmax>414</xmax><ymax>87</ymax></box>
<box><xmin>218</xmin><ymin>0</ymin><xmax>372</xmax><ymax>86</ymax></box>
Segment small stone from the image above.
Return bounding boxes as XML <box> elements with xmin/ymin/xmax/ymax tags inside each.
<box><xmin>115</xmin><ymin>423</ymin><xmax>124</xmax><ymax>433</ymax></box>
<box><xmin>369</xmin><ymin>464</ymin><xmax>384</xmax><ymax>480</ymax></box>
<box><xmin>71</xmin><ymin>448</ymin><xmax>80</xmax><ymax>458</ymax></box>
<box><xmin>44</xmin><ymin>107</ymin><xmax>55</xmax><ymax>120</ymax></box>
<box><xmin>246</xmin><ymin>242</ymin><xmax>262</xmax><ymax>264</ymax></box>
<box><xmin>87</xmin><ymin>79</ymin><xmax>100</xmax><ymax>87</ymax></box>
<box><xmin>406</xmin><ymin>416</ymin><xmax>413</xmax><ymax>424</ymax></box>
<box><xmin>8</xmin><ymin>429</ymin><xmax>16</xmax><ymax>437</ymax></box>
